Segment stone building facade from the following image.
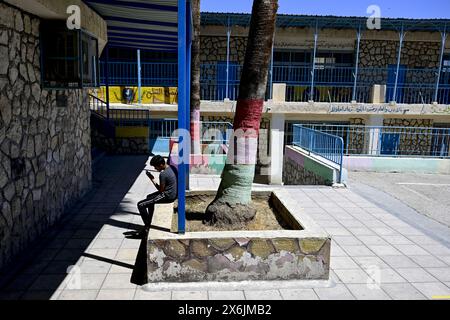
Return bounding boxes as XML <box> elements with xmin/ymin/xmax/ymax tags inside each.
<box><xmin>0</xmin><ymin>3</ymin><xmax>92</xmax><ymax>270</ymax></box>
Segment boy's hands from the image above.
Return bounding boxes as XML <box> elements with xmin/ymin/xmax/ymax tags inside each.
<box><xmin>145</xmin><ymin>170</ymin><xmax>155</xmax><ymax>180</ymax></box>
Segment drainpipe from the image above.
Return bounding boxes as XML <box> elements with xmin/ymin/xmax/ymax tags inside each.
<box><xmin>310</xmin><ymin>22</ymin><xmax>319</xmax><ymax>102</ymax></box>
<box><xmin>392</xmin><ymin>25</ymin><xmax>405</xmax><ymax>102</ymax></box>
<box><xmin>226</xmin><ymin>16</ymin><xmax>231</xmax><ymax>100</ymax></box>
<box><xmin>137</xmin><ymin>49</ymin><xmax>142</xmax><ymax>105</ymax></box>
<box><xmin>352</xmin><ymin>26</ymin><xmax>362</xmax><ymax>102</ymax></box>
<box><xmin>434</xmin><ymin>30</ymin><xmax>447</xmax><ymax>103</ymax></box>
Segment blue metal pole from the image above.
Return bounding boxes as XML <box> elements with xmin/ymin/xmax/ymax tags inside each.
<box><xmin>177</xmin><ymin>0</ymin><xmax>187</xmax><ymax>234</ymax></box>
<box><xmin>226</xmin><ymin>16</ymin><xmax>231</xmax><ymax>100</ymax></box>
<box><xmin>310</xmin><ymin>22</ymin><xmax>318</xmax><ymax>101</ymax></box>
<box><xmin>186</xmin><ymin>0</ymin><xmax>192</xmax><ymax>191</ymax></box>
<box><xmin>434</xmin><ymin>30</ymin><xmax>447</xmax><ymax>103</ymax></box>
<box><xmin>393</xmin><ymin>25</ymin><xmax>405</xmax><ymax>102</ymax></box>
<box><xmin>137</xmin><ymin>49</ymin><xmax>142</xmax><ymax>104</ymax></box>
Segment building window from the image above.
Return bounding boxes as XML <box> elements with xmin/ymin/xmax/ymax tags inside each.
<box><xmin>40</xmin><ymin>21</ymin><xmax>99</xmax><ymax>89</ymax></box>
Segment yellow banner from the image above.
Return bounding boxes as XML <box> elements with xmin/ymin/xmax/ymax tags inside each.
<box><xmin>96</xmin><ymin>86</ymin><xmax>178</xmax><ymax>104</ymax></box>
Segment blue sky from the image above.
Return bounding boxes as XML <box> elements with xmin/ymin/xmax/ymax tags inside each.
<box><xmin>201</xmin><ymin>0</ymin><xmax>450</xmax><ymax>19</ymax></box>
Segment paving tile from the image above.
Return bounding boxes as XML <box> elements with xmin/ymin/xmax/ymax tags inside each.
<box><xmin>334</xmin><ymin>268</ymin><xmax>371</xmax><ymax>284</ymax></box>
<box><xmin>410</xmin><ymin>255</ymin><xmax>447</xmax><ymax>268</ymax></box>
<box><xmin>84</xmin><ymin>248</ymin><xmax>118</xmax><ymax>260</ymax></box>
<box><xmin>395</xmin><ymin>227</ymin><xmax>425</xmax><ymax>236</ymax></box>
<box><xmin>347</xmin><ymin>227</ymin><xmax>376</xmax><ymax>236</ymax></box>
<box><xmin>279</xmin><ymin>289</ymin><xmax>318</xmax><ymax>300</ymax></box>
<box><xmin>42</xmin><ymin>261</ymin><xmax>78</xmax><ymax>275</ymax></box>
<box><xmin>53</xmin><ymin>249</ymin><xmax>84</xmax><ymax>261</ymax></box>
<box><xmin>420</xmin><ymin>244</ymin><xmax>450</xmax><ymax>256</ymax></box>
<box><xmin>101</xmin><ymin>273</ymin><xmax>137</xmax><ymax>289</ymax></box>
<box><xmin>64</xmin><ymin>238</ymin><xmax>95</xmax><ymax>249</ymax></box>
<box><xmin>120</xmin><ymin>238</ymin><xmax>142</xmax><ymax>249</ymax></box>
<box><xmin>395</xmin><ymin>268</ymin><xmax>438</xmax><ymax>283</ymax></box>
<box><xmin>91</xmin><ymin>238</ymin><xmax>123</xmax><ymax>249</ymax></box>
<box><xmin>393</xmin><ymin>244</ymin><xmax>430</xmax><ymax>256</ymax></box>
<box><xmin>172</xmin><ymin>291</ymin><xmax>209</xmax><ymax>300</ymax></box>
<box><xmin>78</xmin><ymin>273</ymin><xmax>107</xmax><ymax>290</ymax></box>
<box><xmin>381</xmin><ymin>283</ymin><xmax>427</xmax><ymax>300</ymax></box>
<box><xmin>439</xmin><ymin>256</ymin><xmax>450</xmax><ymax>265</ymax></box>
<box><xmin>314</xmin><ymin>284</ymin><xmax>355</xmax><ymax>300</ymax></box>
<box><xmin>425</xmin><ymin>268</ymin><xmax>450</xmax><ymax>282</ymax></box>
<box><xmin>346</xmin><ymin>284</ymin><xmax>391</xmax><ymax>300</ymax></box>
<box><xmin>97</xmin><ymin>289</ymin><xmax>136</xmax><ymax>300</ymax></box>
<box><xmin>330</xmin><ymin>243</ymin><xmax>348</xmax><ymax>257</ymax></box>
<box><xmin>356</xmin><ymin>236</ymin><xmax>389</xmax><ymax>246</ymax></box>
<box><xmin>134</xmin><ymin>289</ymin><xmax>172</xmax><ymax>300</ymax></box>
<box><xmin>352</xmin><ymin>256</ymin><xmax>391</xmax><ymax>270</ymax></box>
<box><xmin>115</xmin><ymin>248</ymin><xmax>139</xmax><ymax>261</ymax></box>
<box><xmin>58</xmin><ymin>290</ymin><xmax>99</xmax><ymax>300</ymax></box>
<box><xmin>28</xmin><ymin>274</ymin><xmax>68</xmax><ymax>291</ymax></box>
<box><xmin>330</xmin><ymin>256</ymin><xmax>359</xmax><ymax>269</ymax></box>
<box><xmin>381</xmin><ymin>235</ymin><xmax>415</xmax><ymax>245</ymax></box>
<box><xmin>109</xmin><ymin>261</ymin><xmax>135</xmax><ymax>274</ymax></box>
<box><xmin>366</xmin><ymin>245</ymin><xmax>403</xmax><ymax>256</ymax></box>
<box><xmin>378</xmin><ymin>268</ymin><xmax>408</xmax><ymax>284</ymax></box>
<box><xmin>78</xmin><ymin>260</ymin><xmax>112</xmax><ymax>274</ymax></box>
<box><xmin>407</xmin><ymin>235</ymin><xmax>443</xmax><ymax>246</ymax></box>
<box><xmin>372</xmin><ymin>227</ymin><xmax>398</xmax><ymax>236</ymax></box>
<box><xmin>244</xmin><ymin>290</ymin><xmax>282</xmax><ymax>300</ymax></box>
<box><xmin>324</xmin><ymin>227</ymin><xmax>352</xmax><ymax>236</ymax></box>
<box><xmin>208</xmin><ymin>291</ymin><xmax>246</xmax><ymax>300</ymax></box>
<box><xmin>341</xmin><ymin>245</ymin><xmax>375</xmax><ymax>257</ymax></box>
<box><xmin>333</xmin><ymin>236</ymin><xmax>363</xmax><ymax>246</ymax></box>
<box><xmin>411</xmin><ymin>282</ymin><xmax>450</xmax><ymax>299</ymax></box>
<box><xmin>381</xmin><ymin>255</ymin><xmax>419</xmax><ymax>269</ymax></box>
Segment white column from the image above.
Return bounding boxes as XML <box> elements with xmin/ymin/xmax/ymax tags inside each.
<box><xmin>366</xmin><ymin>115</ymin><xmax>383</xmax><ymax>155</ymax></box>
<box><xmin>269</xmin><ymin>113</ymin><xmax>285</xmax><ymax>185</ymax></box>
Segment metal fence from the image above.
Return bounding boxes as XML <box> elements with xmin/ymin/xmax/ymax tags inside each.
<box><xmin>291</xmin><ymin>124</ymin><xmax>450</xmax><ymax>158</ymax></box>
<box><xmin>292</xmin><ymin>124</ymin><xmax>344</xmax><ymax>183</ymax></box>
<box><xmin>99</xmin><ymin>61</ymin><xmax>450</xmax><ymax>104</ymax></box>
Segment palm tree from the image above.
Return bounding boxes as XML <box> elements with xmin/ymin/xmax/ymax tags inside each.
<box><xmin>190</xmin><ymin>0</ymin><xmax>202</xmax><ymax>156</ymax></box>
<box><xmin>205</xmin><ymin>0</ymin><xmax>278</xmax><ymax>226</ymax></box>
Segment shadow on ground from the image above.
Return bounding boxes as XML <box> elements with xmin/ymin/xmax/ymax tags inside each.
<box><xmin>0</xmin><ymin>155</ymin><xmax>149</xmax><ymax>300</ymax></box>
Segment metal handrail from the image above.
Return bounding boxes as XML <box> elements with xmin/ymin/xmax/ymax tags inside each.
<box><xmin>293</xmin><ymin>124</ymin><xmax>344</xmax><ymax>183</ymax></box>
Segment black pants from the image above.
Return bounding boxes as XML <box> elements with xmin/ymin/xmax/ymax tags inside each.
<box><xmin>137</xmin><ymin>192</ymin><xmax>173</xmax><ymax>228</ymax></box>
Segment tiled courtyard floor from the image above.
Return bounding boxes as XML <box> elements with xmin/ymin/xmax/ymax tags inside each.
<box><xmin>1</xmin><ymin>155</ymin><xmax>450</xmax><ymax>300</ymax></box>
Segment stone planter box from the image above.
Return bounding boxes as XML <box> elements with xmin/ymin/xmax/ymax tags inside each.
<box><xmin>146</xmin><ymin>191</ymin><xmax>331</xmax><ymax>283</ymax></box>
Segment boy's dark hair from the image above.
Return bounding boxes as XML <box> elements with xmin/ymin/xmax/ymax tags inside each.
<box><xmin>150</xmin><ymin>155</ymin><xmax>165</xmax><ymax>167</ymax></box>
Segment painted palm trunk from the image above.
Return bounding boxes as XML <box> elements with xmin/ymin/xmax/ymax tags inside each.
<box><xmin>206</xmin><ymin>0</ymin><xmax>278</xmax><ymax>226</ymax></box>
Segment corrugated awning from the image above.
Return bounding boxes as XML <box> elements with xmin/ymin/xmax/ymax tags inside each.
<box><xmin>85</xmin><ymin>0</ymin><xmax>178</xmax><ymax>51</ymax></box>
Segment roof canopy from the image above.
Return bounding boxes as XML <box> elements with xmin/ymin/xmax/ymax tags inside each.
<box><xmin>202</xmin><ymin>12</ymin><xmax>449</xmax><ymax>32</ymax></box>
<box><xmin>85</xmin><ymin>0</ymin><xmax>178</xmax><ymax>51</ymax></box>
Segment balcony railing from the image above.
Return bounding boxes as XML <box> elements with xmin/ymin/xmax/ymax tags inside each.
<box><xmin>289</xmin><ymin>124</ymin><xmax>450</xmax><ymax>158</ymax></box>
<box><xmin>99</xmin><ymin>61</ymin><xmax>450</xmax><ymax>104</ymax></box>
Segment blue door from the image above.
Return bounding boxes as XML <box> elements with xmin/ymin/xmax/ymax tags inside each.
<box><xmin>380</xmin><ymin>133</ymin><xmax>400</xmax><ymax>155</ymax></box>
<box><xmin>386</xmin><ymin>64</ymin><xmax>406</xmax><ymax>102</ymax></box>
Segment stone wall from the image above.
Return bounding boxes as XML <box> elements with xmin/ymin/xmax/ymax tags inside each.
<box><xmin>148</xmin><ymin>237</ymin><xmax>330</xmax><ymax>282</ymax></box>
<box><xmin>283</xmin><ymin>156</ymin><xmax>330</xmax><ymax>185</ymax></box>
<box><xmin>348</xmin><ymin>118</ymin><xmax>366</xmax><ymax>154</ymax></box>
<box><xmin>383</xmin><ymin>118</ymin><xmax>434</xmax><ymax>156</ymax></box>
<box><xmin>200</xmin><ymin>36</ymin><xmax>247</xmax><ymax>65</ymax></box>
<box><xmin>0</xmin><ymin>3</ymin><xmax>91</xmax><ymax>270</ymax></box>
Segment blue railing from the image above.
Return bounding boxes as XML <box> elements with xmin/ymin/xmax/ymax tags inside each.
<box><xmin>293</xmin><ymin>124</ymin><xmax>344</xmax><ymax>183</ymax></box>
<box><xmin>99</xmin><ymin>61</ymin><xmax>450</xmax><ymax>104</ymax></box>
<box><xmin>289</xmin><ymin>124</ymin><xmax>450</xmax><ymax>158</ymax></box>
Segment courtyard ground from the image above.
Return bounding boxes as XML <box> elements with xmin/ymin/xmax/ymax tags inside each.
<box><xmin>0</xmin><ymin>155</ymin><xmax>449</xmax><ymax>300</ymax></box>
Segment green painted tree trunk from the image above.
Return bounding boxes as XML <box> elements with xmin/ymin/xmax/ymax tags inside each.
<box><xmin>205</xmin><ymin>0</ymin><xmax>278</xmax><ymax>227</ymax></box>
